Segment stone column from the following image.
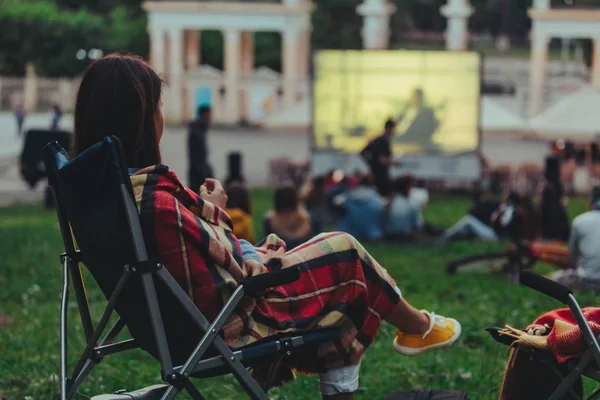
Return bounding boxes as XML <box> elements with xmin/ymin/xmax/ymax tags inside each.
<box><xmin>168</xmin><ymin>28</ymin><xmax>184</xmax><ymax>122</ymax></box>
<box><xmin>533</xmin><ymin>0</ymin><xmax>550</xmax><ymax>11</ymax></box>
<box><xmin>240</xmin><ymin>32</ymin><xmax>254</xmax><ymax>75</ymax></box>
<box><xmin>356</xmin><ymin>0</ymin><xmax>396</xmax><ymax>50</ymax></box>
<box><xmin>298</xmin><ymin>26</ymin><xmax>311</xmax><ymax>78</ymax></box>
<box><xmin>529</xmin><ymin>33</ymin><xmax>549</xmax><ymax>117</ymax></box>
<box><xmin>185</xmin><ymin>30</ymin><xmax>201</xmax><ymax>70</ymax></box>
<box><xmin>150</xmin><ymin>29</ymin><xmax>166</xmax><ymax>75</ymax></box>
<box><xmin>282</xmin><ymin>27</ymin><xmax>300</xmax><ymax>107</ymax></box>
<box><xmin>592</xmin><ymin>38</ymin><xmax>600</xmax><ymax>89</ymax></box>
<box><xmin>224</xmin><ymin>29</ymin><xmax>241</xmax><ymax>124</ymax></box>
<box><xmin>440</xmin><ymin>0</ymin><xmax>473</xmax><ymax>51</ymax></box>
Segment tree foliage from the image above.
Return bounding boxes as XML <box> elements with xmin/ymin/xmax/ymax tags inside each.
<box><xmin>3</xmin><ymin>0</ymin><xmax>600</xmax><ymax>77</ymax></box>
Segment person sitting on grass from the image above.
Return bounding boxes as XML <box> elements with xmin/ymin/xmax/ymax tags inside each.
<box><xmin>549</xmin><ymin>185</ymin><xmax>600</xmax><ymax>290</ymax></box>
<box><xmin>336</xmin><ymin>175</ymin><xmax>386</xmax><ymax>241</ymax></box>
<box><xmin>263</xmin><ymin>185</ymin><xmax>311</xmax><ymax>250</ymax></box>
<box><xmin>72</xmin><ymin>53</ymin><xmax>461</xmax><ymax>400</ymax></box>
<box><xmin>225</xmin><ymin>184</ymin><xmax>256</xmax><ymax>244</ymax></box>
<box><xmin>409</xmin><ymin>178</ymin><xmax>429</xmax><ymax>211</ymax></box>
<box><xmin>305</xmin><ymin>176</ymin><xmax>330</xmax><ymax>236</ymax></box>
<box><xmin>439</xmin><ymin>188</ymin><xmax>501</xmax><ymax>242</ymax></box>
<box><xmin>384</xmin><ymin>176</ymin><xmax>423</xmax><ymax>241</ymax></box>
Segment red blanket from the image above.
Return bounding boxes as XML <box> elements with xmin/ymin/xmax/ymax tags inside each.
<box><xmin>528</xmin><ymin>307</ymin><xmax>600</xmax><ymax>362</ymax></box>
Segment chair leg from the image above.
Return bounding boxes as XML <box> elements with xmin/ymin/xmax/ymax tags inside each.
<box><xmin>184</xmin><ymin>382</ymin><xmax>206</xmax><ymax>400</ymax></box>
<box><xmin>589</xmin><ymin>388</ymin><xmax>600</xmax><ymax>400</ymax></box>
<box><xmin>67</xmin><ymin>359</ymin><xmax>98</xmax><ymax>399</ymax></box>
<box><xmin>549</xmin><ymin>349</ymin><xmax>592</xmax><ymax>400</ymax></box>
<box><xmin>60</xmin><ymin>257</ymin><xmax>70</xmax><ymax>400</ymax></box>
<box><xmin>263</xmin><ymin>356</ymin><xmax>284</xmax><ymax>392</ymax></box>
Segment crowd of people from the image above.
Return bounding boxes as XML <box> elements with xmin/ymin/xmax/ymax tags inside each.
<box><xmin>223</xmin><ymin>161</ymin><xmax>600</xmax><ymax>293</ymax></box>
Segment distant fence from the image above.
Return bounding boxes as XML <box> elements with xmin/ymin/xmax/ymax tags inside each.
<box><xmin>0</xmin><ymin>68</ymin><xmax>79</xmax><ymax>112</ymax></box>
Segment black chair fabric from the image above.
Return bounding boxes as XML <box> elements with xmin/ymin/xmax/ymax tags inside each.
<box><xmin>44</xmin><ymin>137</ymin><xmax>203</xmax><ymax>364</ymax></box>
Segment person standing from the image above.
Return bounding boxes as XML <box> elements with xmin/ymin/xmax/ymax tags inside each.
<box><xmin>188</xmin><ymin>105</ymin><xmax>214</xmax><ymax>191</ymax></box>
<box><xmin>360</xmin><ymin>119</ymin><xmax>395</xmax><ymax>197</ymax></box>
<box><xmin>50</xmin><ymin>104</ymin><xmax>63</xmax><ymax>131</ymax></box>
<box><xmin>15</xmin><ymin>102</ymin><xmax>27</xmax><ymax>136</ymax></box>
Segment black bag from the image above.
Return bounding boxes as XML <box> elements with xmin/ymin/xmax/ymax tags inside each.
<box><xmin>384</xmin><ymin>390</ymin><xmax>469</xmax><ymax>400</ymax></box>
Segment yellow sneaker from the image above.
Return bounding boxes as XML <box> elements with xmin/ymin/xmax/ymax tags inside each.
<box><xmin>393</xmin><ymin>310</ymin><xmax>461</xmax><ymax>356</ymax></box>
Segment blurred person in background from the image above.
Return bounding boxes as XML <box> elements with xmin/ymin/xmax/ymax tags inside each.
<box><xmin>15</xmin><ymin>102</ymin><xmax>26</xmax><ymax>136</ymax></box>
<box><xmin>409</xmin><ymin>178</ymin><xmax>429</xmax><ymax>211</ymax></box>
<box><xmin>539</xmin><ymin>181</ymin><xmax>570</xmax><ymax>242</ymax></box>
<box><xmin>50</xmin><ymin>104</ymin><xmax>63</xmax><ymax>131</ymax></box>
<box><xmin>225</xmin><ymin>184</ymin><xmax>256</xmax><ymax>243</ymax></box>
<box><xmin>336</xmin><ymin>175</ymin><xmax>385</xmax><ymax>241</ymax></box>
<box><xmin>347</xmin><ymin>169</ymin><xmax>362</xmax><ymax>189</ymax></box>
<box><xmin>305</xmin><ymin>176</ymin><xmax>330</xmax><ymax>236</ymax></box>
<box><xmin>549</xmin><ymin>185</ymin><xmax>600</xmax><ymax>290</ymax></box>
<box><xmin>361</xmin><ymin>119</ymin><xmax>395</xmax><ymax>197</ymax></box>
<box><xmin>264</xmin><ymin>185</ymin><xmax>311</xmax><ymax>249</ymax></box>
<box><xmin>384</xmin><ymin>176</ymin><xmax>423</xmax><ymax>241</ymax></box>
<box><xmin>439</xmin><ymin>188</ymin><xmax>501</xmax><ymax>242</ymax></box>
<box><xmin>188</xmin><ymin>105</ymin><xmax>214</xmax><ymax>192</ymax></box>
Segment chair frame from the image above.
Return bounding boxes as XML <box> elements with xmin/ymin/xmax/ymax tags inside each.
<box><xmin>47</xmin><ymin>138</ymin><xmax>328</xmax><ymax>400</ymax></box>
<box><xmin>489</xmin><ymin>271</ymin><xmax>600</xmax><ymax>400</ymax></box>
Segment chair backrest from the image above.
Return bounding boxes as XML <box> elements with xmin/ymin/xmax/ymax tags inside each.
<box><xmin>44</xmin><ymin>137</ymin><xmax>202</xmax><ymax>364</ymax></box>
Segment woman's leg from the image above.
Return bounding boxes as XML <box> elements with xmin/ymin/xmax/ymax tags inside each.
<box><xmin>319</xmin><ymin>363</ymin><xmax>361</xmax><ymax>400</ymax></box>
<box><xmin>282</xmin><ymin>232</ymin><xmax>459</xmax><ymax>356</ymax></box>
<box><xmin>385</xmin><ymin>298</ymin><xmax>430</xmax><ymax>334</ymax></box>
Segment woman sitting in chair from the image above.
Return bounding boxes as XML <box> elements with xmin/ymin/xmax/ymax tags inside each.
<box><xmin>72</xmin><ymin>54</ymin><xmax>461</xmax><ymax>400</ymax></box>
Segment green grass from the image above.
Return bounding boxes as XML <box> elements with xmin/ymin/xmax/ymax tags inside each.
<box><xmin>1</xmin><ymin>192</ymin><xmax>600</xmax><ymax>399</ymax></box>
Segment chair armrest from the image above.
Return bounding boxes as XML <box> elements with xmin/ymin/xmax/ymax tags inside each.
<box><xmin>242</xmin><ymin>266</ymin><xmax>300</xmax><ymax>296</ymax></box>
<box><xmin>520</xmin><ymin>270</ymin><xmax>572</xmax><ymax>304</ymax></box>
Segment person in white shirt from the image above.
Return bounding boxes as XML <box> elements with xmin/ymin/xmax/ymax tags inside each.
<box><xmin>409</xmin><ymin>178</ymin><xmax>429</xmax><ymax>210</ymax></box>
<box><xmin>550</xmin><ymin>185</ymin><xmax>600</xmax><ymax>290</ymax></box>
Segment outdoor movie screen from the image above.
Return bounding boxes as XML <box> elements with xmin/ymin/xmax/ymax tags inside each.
<box><xmin>312</xmin><ymin>50</ymin><xmax>481</xmax><ymax>156</ymax></box>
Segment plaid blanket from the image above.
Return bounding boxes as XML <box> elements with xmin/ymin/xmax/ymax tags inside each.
<box><xmin>131</xmin><ymin>165</ymin><xmax>400</xmax><ymax>372</ymax></box>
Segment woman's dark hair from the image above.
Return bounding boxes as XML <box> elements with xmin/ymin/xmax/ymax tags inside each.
<box><xmin>226</xmin><ymin>185</ymin><xmax>252</xmax><ymax>215</ymax></box>
<box><xmin>73</xmin><ymin>53</ymin><xmax>163</xmax><ymax>168</ymax></box>
<box><xmin>274</xmin><ymin>186</ymin><xmax>299</xmax><ymax>213</ymax></box>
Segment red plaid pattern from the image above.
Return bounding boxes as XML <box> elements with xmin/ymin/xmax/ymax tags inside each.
<box><xmin>131</xmin><ymin>166</ymin><xmax>400</xmax><ymax>372</ymax></box>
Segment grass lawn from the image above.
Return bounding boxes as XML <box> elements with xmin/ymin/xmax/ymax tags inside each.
<box><xmin>2</xmin><ymin>191</ymin><xmax>600</xmax><ymax>399</ymax></box>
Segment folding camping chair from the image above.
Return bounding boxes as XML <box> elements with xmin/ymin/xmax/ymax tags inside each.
<box><xmin>44</xmin><ymin>136</ymin><xmax>340</xmax><ymax>400</ymax></box>
<box><xmin>488</xmin><ymin>271</ymin><xmax>600</xmax><ymax>400</ymax></box>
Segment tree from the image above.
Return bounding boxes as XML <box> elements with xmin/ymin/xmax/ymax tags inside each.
<box><xmin>0</xmin><ymin>0</ymin><xmax>105</xmax><ymax>76</ymax></box>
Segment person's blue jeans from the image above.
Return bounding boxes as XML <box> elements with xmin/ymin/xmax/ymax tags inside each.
<box><xmin>441</xmin><ymin>215</ymin><xmax>498</xmax><ymax>241</ymax></box>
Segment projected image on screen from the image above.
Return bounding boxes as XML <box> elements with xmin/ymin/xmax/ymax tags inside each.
<box><xmin>313</xmin><ymin>51</ymin><xmax>481</xmax><ymax>155</ymax></box>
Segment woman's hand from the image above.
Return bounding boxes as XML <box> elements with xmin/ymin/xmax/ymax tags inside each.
<box><xmin>199</xmin><ymin>178</ymin><xmax>228</xmax><ymax>209</ymax></box>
